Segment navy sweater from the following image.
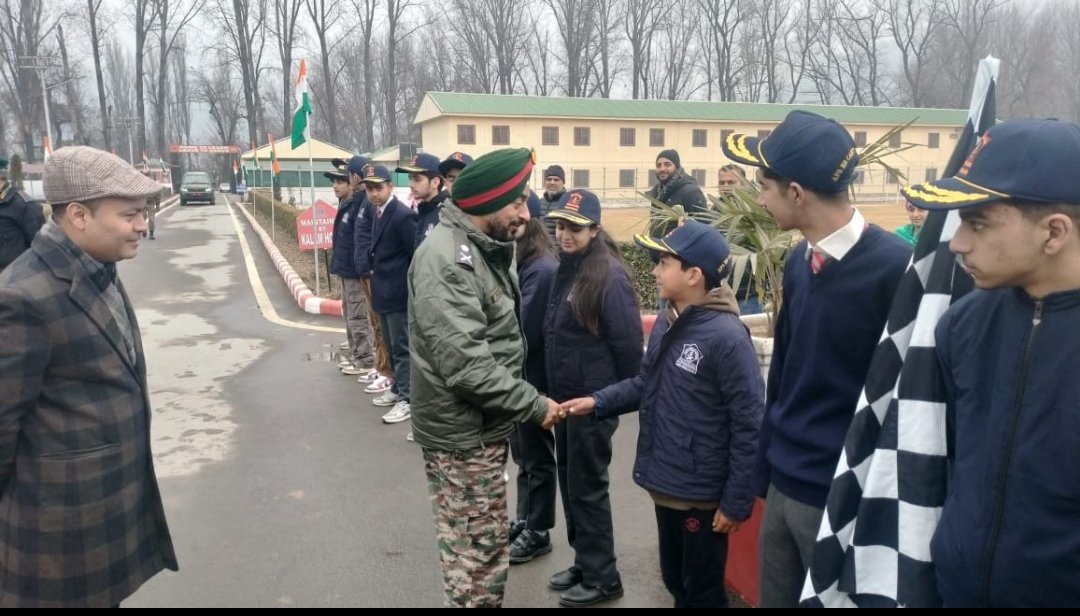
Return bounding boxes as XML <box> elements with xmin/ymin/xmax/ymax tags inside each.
<box><xmin>518</xmin><ymin>254</ymin><xmax>558</xmax><ymax>393</ymax></box>
<box><xmin>757</xmin><ymin>225</ymin><xmax>909</xmax><ymax>508</ymax></box>
<box><xmin>415</xmin><ymin>190</ymin><xmax>449</xmax><ymax>248</ymax></box>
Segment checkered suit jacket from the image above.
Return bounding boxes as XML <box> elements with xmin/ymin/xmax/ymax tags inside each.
<box><xmin>0</xmin><ymin>226</ymin><xmax>177</xmax><ymax>607</ymax></box>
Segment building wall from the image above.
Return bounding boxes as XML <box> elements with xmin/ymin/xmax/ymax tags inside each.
<box><xmin>421</xmin><ymin>115</ymin><xmax>962</xmax><ymax>203</ymax></box>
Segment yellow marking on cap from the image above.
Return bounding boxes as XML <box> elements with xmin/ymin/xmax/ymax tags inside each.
<box><xmin>548</xmin><ymin>210</ymin><xmax>594</xmax><ymax>226</ymax></box>
<box><xmin>634</xmin><ymin>234</ymin><xmax>676</xmax><ymax>254</ymax></box>
<box><xmin>726</xmin><ymin>133</ymin><xmax>760</xmax><ymax>164</ymax></box>
<box><xmin>901</xmin><ymin>183</ymin><xmax>995</xmax><ymax>204</ymax></box>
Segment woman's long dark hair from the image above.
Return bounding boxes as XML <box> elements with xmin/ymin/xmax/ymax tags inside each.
<box><xmin>570</xmin><ymin>229</ymin><xmax>635</xmax><ymax>338</ymax></box>
<box><xmin>516</xmin><ymin>218</ymin><xmax>556</xmax><ymax>266</ymax></box>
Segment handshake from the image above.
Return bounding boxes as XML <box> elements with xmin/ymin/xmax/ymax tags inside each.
<box><xmin>539</xmin><ymin>396</ymin><xmax>597</xmax><ymax>430</ymax></box>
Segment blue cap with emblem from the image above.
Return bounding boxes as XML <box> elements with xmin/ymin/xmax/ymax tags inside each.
<box><xmin>360</xmin><ymin>164</ymin><xmax>393</xmax><ymax>184</ymax></box>
<box><xmin>396</xmin><ymin>152</ymin><xmax>443</xmax><ymax>177</ymax></box>
<box><xmin>903</xmin><ymin>118</ymin><xmax>1080</xmax><ymax>210</ymax></box>
<box><xmin>721</xmin><ymin>110</ymin><xmax>859</xmax><ymax>194</ymax></box>
<box><xmin>634</xmin><ymin>220</ymin><xmax>731</xmax><ymax>288</ymax></box>
<box><xmin>439</xmin><ymin>152</ymin><xmax>473</xmax><ymax>177</ymax></box>
<box><xmin>347</xmin><ymin>155</ymin><xmax>372</xmax><ymax>176</ymax></box>
<box><xmin>547</xmin><ymin>189</ymin><xmax>601</xmax><ymax>226</ymax></box>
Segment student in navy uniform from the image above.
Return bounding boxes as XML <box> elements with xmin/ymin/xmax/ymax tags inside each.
<box><xmin>362</xmin><ymin>164</ymin><xmax>417</xmax><ymax>425</ymax></box>
<box><xmin>508</xmin><ymin>191</ymin><xmax>559</xmax><ymax>564</ymax></box>
<box><xmin>543</xmin><ymin>190</ymin><xmax>644</xmax><ymax>607</ymax></box>
<box><xmin>397</xmin><ymin>153</ymin><xmax>448</xmax><ymax>247</ymax></box>
<box><xmin>902</xmin><ymin>119</ymin><xmax>1080</xmax><ymax>608</ymax></box>
<box><xmin>348</xmin><ymin>156</ymin><xmax>393</xmax><ymax>393</ymax></box>
<box><xmin>560</xmin><ymin>220</ymin><xmax>764</xmax><ymax>608</ymax></box>
<box><xmin>0</xmin><ymin>157</ymin><xmax>44</xmax><ymax>272</ymax></box>
<box><xmin>438</xmin><ymin>151</ymin><xmax>473</xmax><ymax>189</ymax></box>
<box><xmin>721</xmin><ymin>110</ymin><xmax>910</xmax><ymax>608</ymax></box>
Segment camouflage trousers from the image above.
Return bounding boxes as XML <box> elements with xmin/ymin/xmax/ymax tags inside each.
<box><xmin>423</xmin><ymin>443</ymin><xmax>510</xmax><ymax>608</ymax></box>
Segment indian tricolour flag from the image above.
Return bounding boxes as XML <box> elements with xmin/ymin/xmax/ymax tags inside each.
<box><xmin>269</xmin><ymin>133</ymin><xmax>281</xmax><ymax>175</ymax></box>
<box><xmin>291</xmin><ymin>59</ymin><xmax>311</xmax><ymax>149</ymax></box>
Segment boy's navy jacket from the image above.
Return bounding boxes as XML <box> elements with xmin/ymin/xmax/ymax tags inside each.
<box><xmin>543</xmin><ymin>253</ymin><xmax>643</xmax><ymax>400</ymax></box>
<box><xmin>415</xmin><ymin>190</ymin><xmax>449</xmax><ymax>248</ymax></box>
<box><xmin>330</xmin><ymin>193</ymin><xmax>359</xmax><ymax>278</ymax></box>
<box><xmin>351</xmin><ymin>194</ymin><xmax>374</xmax><ymax>278</ymax></box>
<box><xmin>932</xmin><ymin>286</ymin><xmax>1080</xmax><ymax>608</ymax></box>
<box><xmin>595</xmin><ymin>305</ymin><xmax>764</xmax><ymax>521</ymax></box>
<box><xmin>368</xmin><ymin>196</ymin><xmax>417</xmax><ymax>313</ymax></box>
<box><xmin>518</xmin><ymin>254</ymin><xmax>558</xmax><ymax>392</ymax></box>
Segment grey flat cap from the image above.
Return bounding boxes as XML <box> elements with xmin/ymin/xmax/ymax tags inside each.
<box><xmin>44</xmin><ymin>146</ymin><xmax>163</xmax><ymax>205</ymax></box>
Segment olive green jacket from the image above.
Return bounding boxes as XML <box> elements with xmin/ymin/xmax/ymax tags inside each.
<box><xmin>408</xmin><ymin>203</ymin><xmax>548</xmax><ymax>451</ymax></box>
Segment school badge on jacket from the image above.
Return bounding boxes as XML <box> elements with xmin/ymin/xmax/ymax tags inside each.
<box><xmin>676</xmin><ymin>343</ymin><xmax>703</xmax><ymax>375</ymax></box>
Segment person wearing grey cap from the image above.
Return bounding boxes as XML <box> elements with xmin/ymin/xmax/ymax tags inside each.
<box><xmin>0</xmin><ymin>146</ymin><xmax>177</xmax><ymax>607</ymax></box>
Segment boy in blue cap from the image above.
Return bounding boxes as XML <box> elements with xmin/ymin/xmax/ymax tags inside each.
<box><xmin>721</xmin><ymin>110</ymin><xmax>910</xmax><ymax>607</ymax></box>
<box><xmin>560</xmin><ymin>220</ymin><xmax>764</xmax><ymax>608</ymax></box>
<box><xmin>397</xmin><ymin>153</ymin><xmax>448</xmax><ymax>246</ymax></box>
<box><xmin>901</xmin><ymin>119</ymin><xmax>1080</xmax><ymax>607</ymax></box>
<box><xmin>438</xmin><ymin>151</ymin><xmax>473</xmax><ymax>189</ymax></box>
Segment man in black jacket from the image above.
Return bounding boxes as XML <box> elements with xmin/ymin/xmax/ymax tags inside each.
<box><xmin>539</xmin><ymin>165</ymin><xmax>567</xmax><ymax>242</ymax></box>
<box><xmin>0</xmin><ymin>157</ymin><xmax>44</xmax><ymax>272</ymax></box>
<box><xmin>646</xmin><ymin>149</ymin><xmax>706</xmax><ymax>236</ymax></box>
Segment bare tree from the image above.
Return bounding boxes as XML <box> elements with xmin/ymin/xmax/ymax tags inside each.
<box><xmin>85</xmin><ymin>0</ymin><xmax>111</xmax><ymax>150</ymax></box>
<box><xmin>546</xmin><ymin>0</ymin><xmax>598</xmax><ymax>97</ymax></box>
<box><xmin>697</xmin><ymin>0</ymin><xmax>747</xmax><ymax>102</ymax></box>
<box><xmin>746</xmin><ymin>0</ymin><xmax>791</xmax><ymax>103</ymax></box>
<box><xmin>590</xmin><ymin>0</ymin><xmax>621</xmax><ymax>98</ymax></box>
<box><xmin>807</xmin><ymin>0</ymin><xmax>891</xmax><ymax>106</ymax></box>
<box><xmin>383</xmin><ymin>0</ymin><xmax>422</xmax><ymax>143</ymax></box>
<box><xmin>271</xmin><ymin>0</ymin><xmax>304</xmax><ymax>137</ymax></box>
<box><xmin>55</xmin><ymin>23</ymin><xmax>86</xmax><ymax>145</ymax></box>
<box><xmin>623</xmin><ymin>0</ymin><xmax>663</xmax><ymax>99</ymax></box>
<box><xmin>131</xmin><ymin>0</ymin><xmax>160</xmax><ymax>156</ymax></box>
<box><xmin>652</xmin><ymin>8</ymin><xmax>703</xmax><ymax>100</ymax></box>
<box><xmin>215</xmin><ymin>0</ymin><xmax>270</xmax><ymax>147</ymax></box>
<box><xmin>446</xmin><ymin>0</ymin><xmax>496</xmax><ymax>93</ymax></box>
<box><xmin>520</xmin><ymin>25</ymin><xmax>555</xmax><ymax>96</ymax></box>
<box><xmin>991</xmin><ymin>2</ymin><xmax>1057</xmax><ymax>118</ymax></box>
<box><xmin>196</xmin><ymin>49</ymin><xmax>243</xmax><ymax>157</ymax></box>
<box><xmin>1058</xmin><ymin>0</ymin><xmax>1080</xmax><ymax>124</ymax></box>
<box><xmin>879</xmin><ymin>0</ymin><xmax>945</xmax><ymax>107</ymax></box>
<box><xmin>350</xmin><ymin>0</ymin><xmax>378</xmax><ymax>150</ymax></box>
<box><xmin>307</xmin><ymin>0</ymin><xmax>354</xmax><ymax>135</ymax></box>
<box><xmin>169</xmin><ymin>37</ymin><xmax>192</xmax><ymax>147</ymax></box>
<box><xmin>939</xmin><ymin>0</ymin><xmax>1005</xmax><ymax>107</ymax></box>
<box><xmin>151</xmin><ymin>0</ymin><xmax>203</xmax><ymax>156</ymax></box>
<box><xmin>104</xmin><ymin>39</ymin><xmax>136</xmax><ymax>159</ymax></box>
<box><xmin>781</xmin><ymin>0</ymin><xmax>815</xmax><ymax>103</ymax></box>
<box><xmin>0</xmin><ymin>0</ymin><xmax>59</xmax><ymax>159</ymax></box>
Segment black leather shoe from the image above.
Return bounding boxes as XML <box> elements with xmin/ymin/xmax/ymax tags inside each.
<box><xmin>509</xmin><ymin>519</ymin><xmax>527</xmax><ymax>544</ymax></box>
<box><xmin>509</xmin><ymin>529</ymin><xmax>551</xmax><ymax>564</ymax></box>
<box><xmin>548</xmin><ymin>567</ymin><xmax>583</xmax><ymax>591</ymax></box>
<box><xmin>558</xmin><ymin>580</ymin><xmax>624</xmax><ymax>607</ymax></box>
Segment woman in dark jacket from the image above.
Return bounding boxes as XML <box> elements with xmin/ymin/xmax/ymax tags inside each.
<box><xmin>508</xmin><ymin>192</ymin><xmax>560</xmax><ymax>564</ymax></box>
<box><xmin>543</xmin><ymin>190</ymin><xmax>644</xmax><ymax>607</ymax></box>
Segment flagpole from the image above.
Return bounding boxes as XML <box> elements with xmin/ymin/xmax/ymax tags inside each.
<box><xmin>307</xmin><ymin>136</ymin><xmax>319</xmax><ymax>297</ymax></box>
<box><xmin>270</xmin><ymin>153</ymin><xmax>276</xmax><ymax>244</ymax></box>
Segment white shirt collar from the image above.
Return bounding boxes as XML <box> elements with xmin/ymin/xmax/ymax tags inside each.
<box><xmin>806</xmin><ymin>208</ymin><xmax>866</xmax><ymax>263</ymax></box>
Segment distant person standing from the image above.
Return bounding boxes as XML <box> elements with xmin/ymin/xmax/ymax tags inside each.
<box><xmin>895</xmin><ymin>199</ymin><xmax>928</xmax><ymax>246</ymax></box>
<box><xmin>397</xmin><ymin>153</ymin><xmax>449</xmax><ymax>245</ymax></box>
<box><xmin>328</xmin><ymin>160</ymin><xmax>377</xmax><ymax>379</ymax></box>
<box><xmin>0</xmin><ymin>146</ymin><xmax>177</xmax><ymax>607</ymax></box>
<box><xmin>646</xmin><ymin>149</ymin><xmax>706</xmax><ymax>236</ymax></box>
<box><xmin>438</xmin><ymin>151</ymin><xmax>473</xmax><ymax>189</ymax></box>
<box><xmin>538</xmin><ymin>165</ymin><xmax>567</xmax><ymax>242</ymax></box>
<box><xmin>0</xmin><ymin>156</ymin><xmax>44</xmax><ymax>271</ymax></box>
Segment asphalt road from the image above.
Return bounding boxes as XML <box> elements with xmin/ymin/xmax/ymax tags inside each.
<box><xmin>118</xmin><ymin>194</ymin><xmax>677</xmax><ymax>608</ymax></box>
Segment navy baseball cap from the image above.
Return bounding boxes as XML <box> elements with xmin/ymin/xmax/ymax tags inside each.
<box><xmin>323</xmin><ymin>167</ymin><xmax>348</xmax><ymax>181</ymax></box>
<box><xmin>635</xmin><ymin>220</ymin><xmax>731</xmax><ymax>287</ymax></box>
<box><xmin>396</xmin><ymin>152</ymin><xmax>442</xmax><ymax>176</ymax></box>
<box><xmin>360</xmin><ymin>164</ymin><xmax>392</xmax><ymax>184</ymax></box>
<box><xmin>526</xmin><ymin>191</ymin><xmax>543</xmax><ymax>219</ymax></box>
<box><xmin>330</xmin><ymin>158</ymin><xmax>348</xmax><ymax>170</ymax></box>
<box><xmin>438</xmin><ymin>152</ymin><xmax>473</xmax><ymax>176</ymax></box>
<box><xmin>347</xmin><ymin>155</ymin><xmax>371</xmax><ymax>176</ymax></box>
<box><xmin>547</xmin><ymin>189</ymin><xmax>601</xmax><ymax>226</ymax></box>
<box><xmin>903</xmin><ymin>118</ymin><xmax>1080</xmax><ymax>210</ymax></box>
<box><xmin>721</xmin><ymin>110</ymin><xmax>859</xmax><ymax>194</ymax></box>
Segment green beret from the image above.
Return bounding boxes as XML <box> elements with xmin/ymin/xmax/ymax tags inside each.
<box><xmin>450</xmin><ymin>148</ymin><xmax>535</xmax><ymax>216</ymax></box>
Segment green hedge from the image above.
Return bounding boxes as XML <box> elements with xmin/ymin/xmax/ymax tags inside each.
<box><xmin>250</xmin><ymin>190</ymin><xmax>300</xmax><ymax>241</ymax></box>
<box><xmin>618</xmin><ymin>242</ymin><xmax>659</xmax><ymax>312</ymax></box>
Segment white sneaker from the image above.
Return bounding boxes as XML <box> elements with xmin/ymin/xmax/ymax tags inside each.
<box><xmin>356</xmin><ymin>369</ymin><xmax>381</xmax><ymax>384</ymax></box>
<box><xmin>338</xmin><ymin>340</ymin><xmax>350</xmax><ymax>350</ymax></box>
<box><xmin>405</xmin><ymin>431</ymin><xmax>414</xmax><ymax>442</ymax></box>
<box><xmin>372</xmin><ymin>390</ymin><xmax>402</xmax><ymax>407</ymax></box>
<box><xmin>381</xmin><ymin>400</ymin><xmax>411</xmax><ymax>424</ymax></box>
<box><xmin>365</xmin><ymin>376</ymin><xmax>393</xmax><ymax>394</ymax></box>
<box><xmin>337</xmin><ymin>357</ymin><xmax>353</xmax><ymax>368</ymax></box>
<box><xmin>340</xmin><ymin>364</ymin><xmax>365</xmax><ymax>376</ymax></box>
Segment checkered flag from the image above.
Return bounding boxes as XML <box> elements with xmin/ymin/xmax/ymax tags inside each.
<box><xmin>800</xmin><ymin>56</ymin><xmax>999</xmax><ymax>608</ymax></box>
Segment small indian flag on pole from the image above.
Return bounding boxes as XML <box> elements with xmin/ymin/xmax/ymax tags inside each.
<box><xmin>269</xmin><ymin>133</ymin><xmax>280</xmax><ymax>175</ymax></box>
<box><xmin>43</xmin><ymin>135</ymin><xmax>53</xmax><ymax>160</ymax></box>
<box><xmin>251</xmin><ymin>141</ymin><xmax>260</xmax><ymax>169</ymax></box>
<box><xmin>291</xmin><ymin>59</ymin><xmax>311</xmax><ymax>149</ymax></box>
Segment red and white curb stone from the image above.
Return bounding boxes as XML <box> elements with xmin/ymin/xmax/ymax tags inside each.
<box><xmin>234</xmin><ymin>201</ymin><xmax>343</xmax><ymax>317</ymax></box>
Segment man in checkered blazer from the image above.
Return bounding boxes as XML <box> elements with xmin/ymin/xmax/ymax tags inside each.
<box><xmin>0</xmin><ymin>146</ymin><xmax>177</xmax><ymax>607</ymax></box>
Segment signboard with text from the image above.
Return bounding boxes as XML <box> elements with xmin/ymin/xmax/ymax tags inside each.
<box><xmin>296</xmin><ymin>200</ymin><xmax>337</xmax><ymax>251</ymax></box>
<box><xmin>168</xmin><ymin>144</ymin><xmax>242</xmax><ymax>154</ymax></box>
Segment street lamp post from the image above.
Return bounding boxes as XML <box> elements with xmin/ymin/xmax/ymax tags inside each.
<box><xmin>116</xmin><ymin>117</ymin><xmax>141</xmax><ymax>164</ymax></box>
<box><xmin>17</xmin><ymin>55</ymin><xmax>62</xmax><ymax>159</ymax></box>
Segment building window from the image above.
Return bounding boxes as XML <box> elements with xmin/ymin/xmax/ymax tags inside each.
<box><xmin>887</xmin><ymin>170</ymin><xmax>899</xmax><ymax>185</ymax></box>
<box><xmin>757</xmin><ymin>129</ymin><xmax>771</xmax><ymax>140</ymax></box>
<box><xmin>492</xmin><ymin>125</ymin><xmax>510</xmax><ymax>145</ymax></box>
<box><xmin>889</xmin><ymin>132</ymin><xmax>902</xmax><ymax>148</ymax></box>
<box><xmin>650</xmin><ymin>128</ymin><xmax>665</xmax><ymax>147</ymax></box>
<box><xmin>720</xmin><ymin>129</ymin><xmax>734</xmax><ymax>147</ymax></box>
<box><xmin>925</xmin><ymin>167</ymin><xmax>938</xmax><ymax>182</ymax></box>
<box><xmin>691</xmin><ymin>169</ymin><xmax>706</xmax><ymax>185</ymax></box>
<box><xmin>928</xmin><ymin>132</ymin><xmax>940</xmax><ymax>149</ymax></box>
<box><xmin>854</xmin><ymin>131</ymin><xmax>867</xmax><ymax>147</ymax></box>
<box><xmin>572</xmin><ymin>169</ymin><xmax>590</xmax><ymax>188</ymax></box>
<box><xmin>542</xmin><ymin>126</ymin><xmax>559</xmax><ymax>146</ymax></box>
<box><xmin>619</xmin><ymin>169</ymin><xmax>636</xmax><ymax>188</ymax></box>
<box><xmin>457</xmin><ymin>124</ymin><xmax>476</xmax><ymax>145</ymax></box>
<box><xmin>620</xmin><ymin>127</ymin><xmax>636</xmax><ymax>147</ymax></box>
<box><xmin>574</xmin><ymin>127</ymin><xmax>591</xmax><ymax>146</ymax></box>
<box><xmin>692</xmin><ymin>129</ymin><xmax>707</xmax><ymax>147</ymax></box>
